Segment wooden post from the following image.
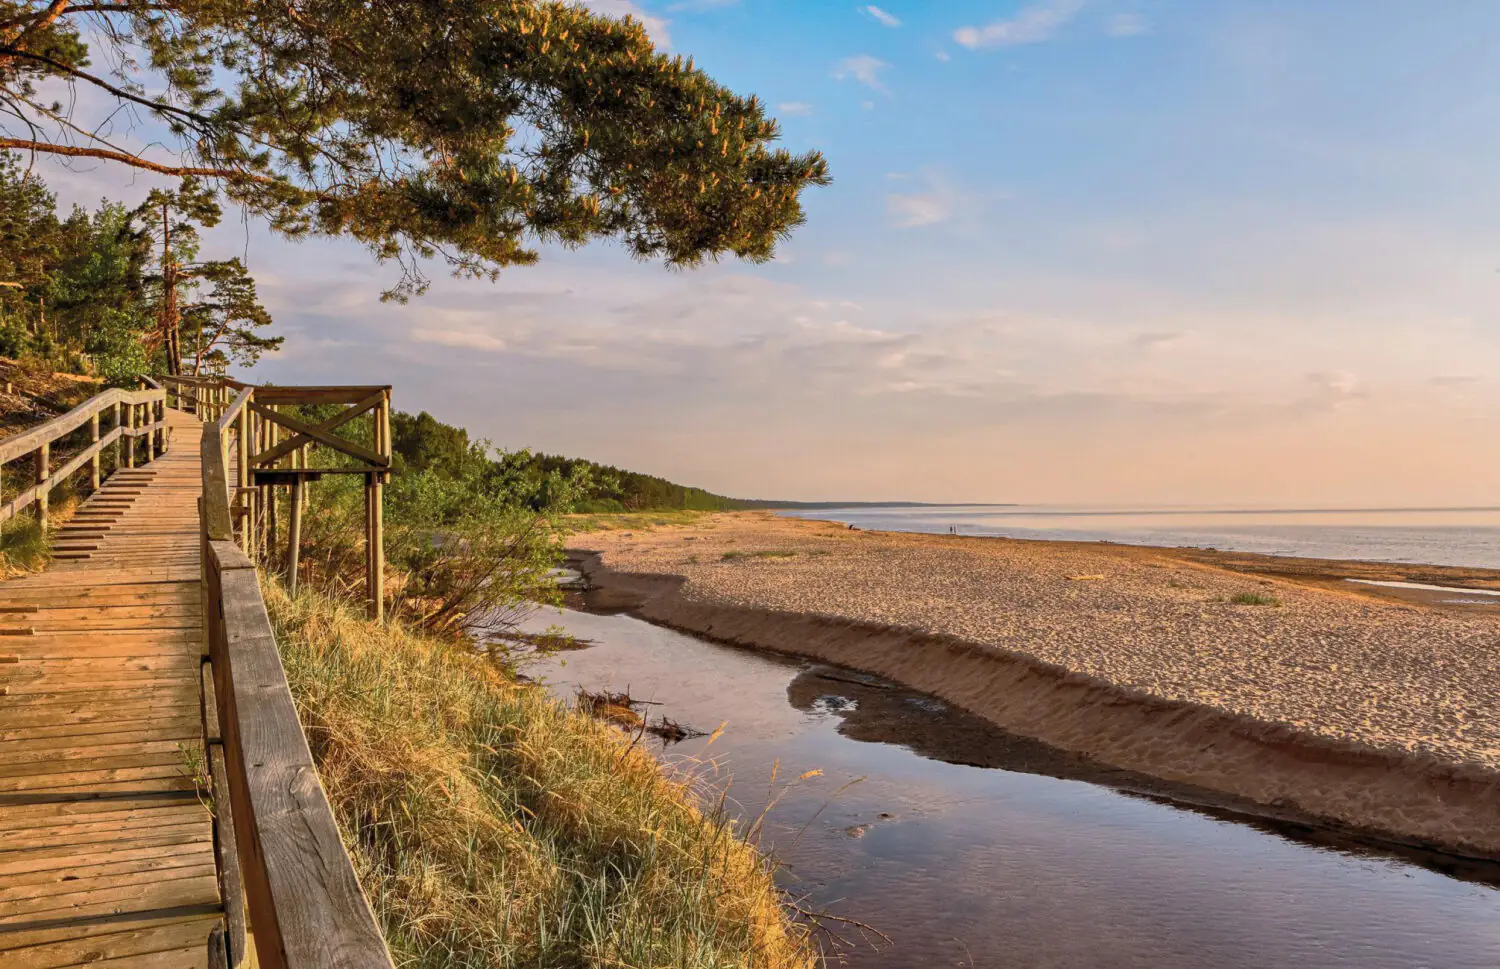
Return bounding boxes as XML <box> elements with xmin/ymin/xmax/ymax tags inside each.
<box><xmin>34</xmin><ymin>442</ymin><xmax>48</xmax><ymax>530</ymax></box>
<box><xmin>365</xmin><ymin>473</ymin><xmax>383</xmax><ymax>621</ymax></box>
<box><xmin>266</xmin><ymin>415</ymin><xmax>279</xmax><ymax>556</ymax></box>
<box><xmin>126</xmin><ymin>403</ymin><xmax>136</xmax><ymax>468</ymax></box>
<box><xmin>89</xmin><ymin>410</ymin><xmax>101</xmax><ymax>491</ymax></box>
<box><xmin>366</xmin><ymin>392</ymin><xmax>389</xmax><ymax>622</ymax></box>
<box><xmin>287</xmin><ymin>477</ymin><xmax>304</xmax><ymax>597</ymax></box>
<box><xmin>237</xmin><ymin>405</ymin><xmax>251</xmax><ymax>555</ymax></box>
<box><xmin>113</xmin><ymin>402</ymin><xmax>123</xmax><ymax>472</ymax></box>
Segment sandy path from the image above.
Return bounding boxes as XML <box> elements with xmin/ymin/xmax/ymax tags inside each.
<box><xmin>575</xmin><ymin>513</ymin><xmax>1500</xmax><ymax>775</ymax></box>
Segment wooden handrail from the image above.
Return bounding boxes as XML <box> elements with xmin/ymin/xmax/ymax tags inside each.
<box><xmin>0</xmin><ymin>384</ymin><xmax>167</xmax><ymax>526</ymax></box>
<box><xmin>0</xmin><ymin>386</ymin><xmax>159</xmax><ymax>464</ymax></box>
<box><xmin>195</xmin><ymin>377</ymin><xmax>395</xmax><ymax>969</ymax></box>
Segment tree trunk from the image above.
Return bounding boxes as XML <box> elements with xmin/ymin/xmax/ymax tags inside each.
<box><xmin>160</xmin><ymin>202</ymin><xmax>182</xmax><ymax>376</ymax></box>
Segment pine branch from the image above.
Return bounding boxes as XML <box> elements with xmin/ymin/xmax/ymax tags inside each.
<box><xmin>4</xmin><ymin>0</ymin><xmax>71</xmax><ymax>51</ymax></box>
<box><xmin>0</xmin><ymin>138</ymin><xmax>277</xmax><ymax>183</ymax></box>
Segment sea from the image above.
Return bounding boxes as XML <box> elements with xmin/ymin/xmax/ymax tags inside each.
<box><xmin>777</xmin><ymin>505</ymin><xmax>1500</xmax><ymax>570</ymax></box>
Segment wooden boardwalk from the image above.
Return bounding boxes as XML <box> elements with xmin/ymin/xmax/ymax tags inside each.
<box><xmin>0</xmin><ymin>409</ymin><xmax>221</xmax><ymax>966</ymax></box>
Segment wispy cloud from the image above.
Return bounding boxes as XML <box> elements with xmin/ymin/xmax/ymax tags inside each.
<box><xmin>865</xmin><ymin>5</ymin><xmax>901</xmax><ymax>28</ymax></box>
<box><xmin>575</xmin><ymin>0</ymin><xmax>672</xmax><ymax>47</ymax></box>
<box><xmin>886</xmin><ymin>171</ymin><xmax>959</xmax><ymax>228</ymax></box>
<box><xmin>1106</xmin><ymin>12</ymin><xmax>1149</xmax><ymax>37</ymax></box>
<box><xmin>834</xmin><ymin>54</ymin><xmax>890</xmax><ymax>92</ymax></box>
<box><xmin>412</xmin><ymin>328</ymin><xmax>509</xmax><ymax>352</ymax></box>
<box><xmin>777</xmin><ymin>101</ymin><xmax>814</xmax><ymax>117</ymax></box>
<box><xmin>954</xmin><ymin>0</ymin><xmax>1084</xmax><ymax>50</ymax></box>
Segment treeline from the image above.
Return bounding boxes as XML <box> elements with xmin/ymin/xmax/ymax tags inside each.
<box><xmin>0</xmin><ymin>158</ymin><xmax>279</xmax><ymax>382</ymax></box>
<box><xmin>390</xmin><ymin>409</ymin><xmax>768</xmax><ymax>512</ymax></box>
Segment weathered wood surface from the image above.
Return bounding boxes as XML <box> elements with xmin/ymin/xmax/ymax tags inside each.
<box><xmin>0</xmin><ymin>408</ymin><xmax>220</xmax><ymax>966</ymax></box>
<box><xmin>202</xmin><ymin>399</ymin><xmax>394</xmax><ymax>969</ymax></box>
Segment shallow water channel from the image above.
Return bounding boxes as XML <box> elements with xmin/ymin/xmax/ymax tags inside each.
<box><xmin>512</xmin><ymin>605</ymin><xmax>1500</xmax><ymax>968</ymax></box>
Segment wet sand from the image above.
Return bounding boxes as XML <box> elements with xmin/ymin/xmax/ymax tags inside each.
<box><xmin>569</xmin><ymin>512</ymin><xmax>1500</xmax><ymax>857</ymax></box>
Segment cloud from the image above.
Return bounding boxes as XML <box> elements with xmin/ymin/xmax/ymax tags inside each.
<box><xmin>934</xmin><ymin>50</ymin><xmax>951</xmax><ymax>62</ymax></box>
<box><xmin>412</xmin><ymin>328</ymin><xmax>508</xmax><ymax>352</ymax></box>
<box><xmin>834</xmin><ymin>54</ymin><xmax>890</xmax><ymax>92</ymax></box>
<box><xmin>1106</xmin><ymin>12</ymin><xmax>1149</xmax><ymax>36</ymax></box>
<box><xmin>865</xmin><ymin>5</ymin><xmax>901</xmax><ymax>28</ymax></box>
<box><xmin>954</xmin><ymin>0</ymin><xmax>1084</xmax><ymax>50</ymax></box>
<box><xmin>777</xmin><ymin>101</ymin><xmax>814</xmax><ymax>117</ymax></box>
<box><xmin>574</xmin><ymin>0</ymin><xmax>671</xmax><ymax>48</ymax></box>
<box><xmin>887</xmin><ymin>191</ymin><xmax>952</xmax><ymax>228</ymax></box>
<box><xmin>885</xmin><ymin>171</ymin><xmax>995</xmax><ymax>228</ymax></box>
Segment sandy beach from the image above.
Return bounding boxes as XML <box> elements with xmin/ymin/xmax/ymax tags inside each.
<box><xmin>570</xmin><ymin>512</ymin><xmax>1500</xmax><ymax>857</ymax></box>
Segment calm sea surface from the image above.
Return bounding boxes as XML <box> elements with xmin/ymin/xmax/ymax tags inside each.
<box><xmin>779</xmin><ymin>505</ymin><xmax>1500</xmax><ymax>569</ymax></box>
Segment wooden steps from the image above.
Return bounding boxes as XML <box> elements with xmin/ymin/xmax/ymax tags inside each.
<box><xmin>0</xmin><ymin>410</ymin><xmax>221</xmax><ymax>967</ymax></box>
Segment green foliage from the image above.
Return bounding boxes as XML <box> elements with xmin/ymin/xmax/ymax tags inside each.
<box><xmin>87</xmin><ymin>307</ymin><xmax>152</xmax><ymax>383</ymax></box>
<box><xmin>179</xmin><ymin>258</ymin><xmax>280</xmax><ymax>374</ymax></box>
<box><xmin>0</xmin><ymin>158</ymin><xmax>276</xmax><ymax>381</ymax></box>
<box><xmin>1229</xmin><ymin>591</ymin><xmax>1281</xmax><ymax>607</ymax></box>
<box><xmin>2</xmin><ymin>0</ymin><xmax>828</xmax><ymax>298</ymax></box>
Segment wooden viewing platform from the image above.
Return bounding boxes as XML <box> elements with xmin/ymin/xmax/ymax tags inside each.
<box><xmin>0</xmin><ymin>381</ymin><xmax>396</xmax><ymax>969</ymax></box>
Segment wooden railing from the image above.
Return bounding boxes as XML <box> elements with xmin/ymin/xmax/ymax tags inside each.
<box><xmin>0</xmin><ymin>381</ymin><xmax>166</xmax><ymax>527</ymax></box>
<box><xmin>196</xmin><ymin>381</ymin><xmax>395</xmax><ymax>969</ymax></box>
<box><xmin>165</xmin><ymin>374</ymin><xmax>392</xmax><ymax>618</ymax></box>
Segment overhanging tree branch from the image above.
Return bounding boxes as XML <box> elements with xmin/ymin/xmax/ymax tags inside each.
<box><xmin>3</xmin><ymin>0</ymin><xmax>71</xmax><ymax>50</ymax></box>
<box><xmin>0</xmin><ymin>47</ymin><xmax>221</xmax><ymax>131</ymax></box>
<box><xmin>0</xmin><ymin>137</ymin><xmax>277</xmax><ymax>182</ymax></box>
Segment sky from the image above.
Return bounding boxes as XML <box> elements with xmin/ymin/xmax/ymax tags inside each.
<box><xmin>28</xmin><ymin>1</ymin><xmax>1500</xmax><ymax>506</ymax></box>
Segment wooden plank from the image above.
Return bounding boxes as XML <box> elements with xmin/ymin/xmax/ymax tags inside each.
<box><xmin>0</xmin><ymin>911</ymin><xmax>219</xmax><ymax>957</ymax></box>
<box><xmin>214</xmin><ymin>563</ymin><xmax>393</xmax><ymax>969</ymax></box>
<box><xmin>246</xmin><ymin>385</ymin><xmax>389</xmax><ymax>405</ymax></box>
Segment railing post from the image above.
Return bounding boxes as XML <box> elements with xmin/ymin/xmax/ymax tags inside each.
<box><xmin>113</xmin><ymin>401</ymin><xmax>123</xmax><ymax>470</ymax></box>
<box><xmin>237</xmin><ymin>404</ymin><xmax>251</xmax><ymax>555</ymax></box>
<box><xmin>366</xmin><ymin>391</ymin><xmax>389</xmax><ymax>621</ymax></box>
<box><xmin>34</xmin><ymin>442</ymin><xmax>48</xmax><ymax>530</ymax></box>
<box><xmin>287</xmin><ymin>477</ymin><xmax>304</xmax><ymax>598</ymax></box>
<box><xmin>89</xmin><ymin>410</ymin><xmax>101</xmax><ymax>491</ymax></box>
<box><xmin>266</xmin><ymin>414</ymin><xmax>278</xmax><ymax>558</ymax></box>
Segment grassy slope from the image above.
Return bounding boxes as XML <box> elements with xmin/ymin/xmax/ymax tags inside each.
<box><xmin>266</xmin><ymin>582</ymin><xmax>815</xmax><ymax>969</ymax></box>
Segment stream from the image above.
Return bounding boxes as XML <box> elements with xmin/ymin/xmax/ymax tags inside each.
<box><xmin>510</xmin><ymin>603</ymin><xmax>1500</xmax><ymax>968</ymax></box>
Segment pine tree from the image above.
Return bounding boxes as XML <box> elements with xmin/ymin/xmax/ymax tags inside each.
<box><xmin>179</xmin><ymin>259</ymin><xmax>280</xmax><ymax>375</ymax></box>
<box><xmin>129</xmin><ymin>178</ymin><xmax>221</xmax><ymax>375</ymax></box>
<box><xmin>1</xmin><ymin>1</ymin><xmax>830</xmax><ymax>297</ymax></box>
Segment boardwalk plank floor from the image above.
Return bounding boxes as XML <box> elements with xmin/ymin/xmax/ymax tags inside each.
<box><xmin>0</xmin><ymin>410</ymin><xmax>220</xmax><ymax>967</ymax></box>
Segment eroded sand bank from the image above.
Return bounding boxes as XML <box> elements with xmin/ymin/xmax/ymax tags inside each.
<box><xmin>570</xmin><ymin>513</ymin><xmax>1500</xmax><ymax>857</ymax></box>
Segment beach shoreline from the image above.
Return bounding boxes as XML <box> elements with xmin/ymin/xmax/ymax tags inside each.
<box><xmin>567</xmin><ymin>512</ymin><xmax>1500</xmax><ymax>859</ymax></box>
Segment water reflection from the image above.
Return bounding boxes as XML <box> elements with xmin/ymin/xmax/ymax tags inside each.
<box><xmin>517</xmin><ymin>606</ymin><xmax>1500</xmax><ymax>968</ymax></box>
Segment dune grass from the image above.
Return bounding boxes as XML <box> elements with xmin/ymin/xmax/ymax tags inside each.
<box><xmin>1229</xmin><ymin>591</ymin><xmax>1281</xmax><ymax>607</ymax></box>
<box><xmin>265</xmin><ymin>582</ymin><xmax>817</xmax><ymax>969</ymax></box>
<box><xmin>0</xmin><ymin>513</ymin><xmax>49</xmax><ymax>575</ymax></box>
<box><xmin>564</xmin><ymin>509</ymin><xmax>715</xmax><ymax>534</ymax></box>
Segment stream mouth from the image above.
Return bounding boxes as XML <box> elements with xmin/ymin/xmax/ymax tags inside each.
<box><xmin>513</xmin><ymin>604</ymin><xmax>1500</xmax><ymax>968</ymax></box>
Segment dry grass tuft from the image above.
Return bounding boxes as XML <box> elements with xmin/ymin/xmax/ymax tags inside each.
<box><xmin>266</xmin><ymin>582</ymin><xmax>816</xmax><ymax>969</ymax></box>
